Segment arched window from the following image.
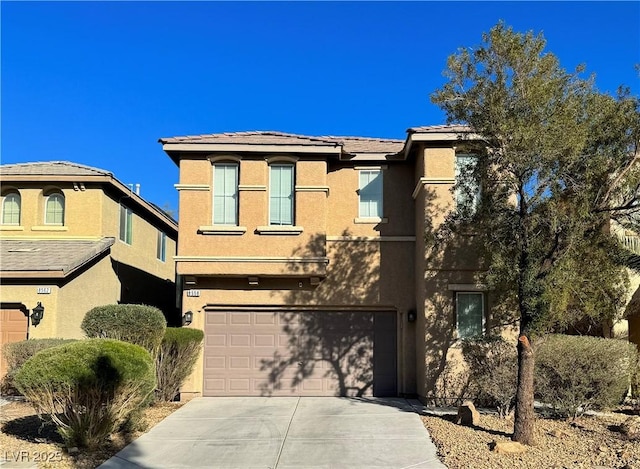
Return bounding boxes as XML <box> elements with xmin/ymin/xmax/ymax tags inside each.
<box><xmin>2</xmin><ymin>191</ymin><xmax>21</xmax><ymax>225</ymax></box>
<box><xmin>45</xmin><ymin>192</ymin><xmax>65</xmax><ymax>225</ymax></box>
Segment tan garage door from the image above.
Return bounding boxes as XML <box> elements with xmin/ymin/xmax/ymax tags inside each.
<box><xmin>203</xmin><ymin>310</ymin><xmax>396</xmax><ymax>397</ymax></box>
<box><xmin>0</xmin><ymin>305</ymin><xmax>29</xmax><ymax>378</ymax></box>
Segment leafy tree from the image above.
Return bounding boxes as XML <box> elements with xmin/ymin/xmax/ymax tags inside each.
<box><xmin>432</xmin><ymin>22</ymin><xmax>639</xmax><ymax>444</ymax></box>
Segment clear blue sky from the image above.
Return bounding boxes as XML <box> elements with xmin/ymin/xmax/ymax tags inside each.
<box><xmin>2</xmin><ymin>1</ymin><xmax>639</xmax><ymax>214</ymax></box>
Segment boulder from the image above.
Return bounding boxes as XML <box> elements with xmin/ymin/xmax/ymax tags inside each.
<box><xmin>491</xmin><ymin>441</ymin><xmax>527</xmax><ymax>455</ymax></box>
<box><xmin>620</xmin><ymin>417</ymin><xmax>640</xmax><ymax>441</ymax></box>
<box><xmin>456</xmin><ymin>400</ymin><xmax>480</xmax><ymax>427</ymax></box>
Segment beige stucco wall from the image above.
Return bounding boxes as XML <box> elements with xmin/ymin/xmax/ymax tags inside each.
<box><xmin>1</xmin><ymin>177</ymin><xmax>178</xmax><ymax>337</ymax></box>
<box><xmin>103</xmin><ymin>193</ymin><xmax>176</xmax><ymax>282</ymax></box>
<box><xmin>0</xmin><ymin>284</ymin><xmax>60</xmax><ymax>339</ymax></box>
<box><xmin>0</xmin><ymin>183</ymin><xmax>104</xmax><ymax>238</ymax></box>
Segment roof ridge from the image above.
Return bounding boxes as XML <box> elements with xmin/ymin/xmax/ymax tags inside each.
<box><xmin>1</xmin><ymin>160</ymin><xmax>112</xmax><ymax>175</ymax></box>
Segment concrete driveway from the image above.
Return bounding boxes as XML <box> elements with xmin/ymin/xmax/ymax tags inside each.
<box><xmin>99</xmin><ymin>397</ymin><xmax>445</xmax><ymax>469</ymax></box>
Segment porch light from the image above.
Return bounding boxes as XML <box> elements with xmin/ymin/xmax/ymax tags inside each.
<box><xmin>31</xmin><ymin>302</ymin><xmax>45</xmax><ymax>327</ymax></box>
<box><xmin>182</xmin><ymin>311</ymin><xmax>193</xmax><ymax>326</ymax></box>
<box><xmin>407</xmin><ymin>309</ymin><xmax>417</xmax><ymax>323</ymax></box>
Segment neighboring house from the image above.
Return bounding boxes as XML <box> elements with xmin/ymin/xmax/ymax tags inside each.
<box><xmin>0</xmin><ymin>161</ymin><xmax>178</xmax><ymax>377</ymax></box>
<box><xmin>161</xmin><ymin>126</ymin><xmax>492</xmax><ymax>400</ymax></box>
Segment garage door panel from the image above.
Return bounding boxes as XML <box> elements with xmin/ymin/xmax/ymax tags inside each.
<box><xmin>203</xmin><ymin>310</ymin><xmax>396</xmax><ymax>397</ymax></box>
<box><xmin>0</xmin><ymin>307</ymin><xmax>29</xmax><ymax>379</ymax></box>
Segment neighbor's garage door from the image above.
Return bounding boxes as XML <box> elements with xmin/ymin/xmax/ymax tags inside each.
<box><xmin>203</xmin><ymin>310</ymin><xmax>396</xmax><ymax>397</ymax></box>
<box><xmin>0</xmin><ymin>306</ymin><xmax>28</xmax><ymax>378</ymax></box>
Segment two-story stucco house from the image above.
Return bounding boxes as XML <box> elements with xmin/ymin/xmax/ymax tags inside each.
<box><xmin>161</xmin><ymin>126</ymin><xmax>495</xmax><ymax>400</ymax></box>
<box><xmin>0</xmin><ymin>161</ymin><xmax>178</xmax><ymax>376</ymax></box>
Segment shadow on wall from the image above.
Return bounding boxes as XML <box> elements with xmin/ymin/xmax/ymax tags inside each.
<box><xmin>258</xmin><ymin>230</ymin><xmax>383</xmax><ymax>397</ymax></box>
<box><xmin>420</xmin><ymin>186</ymin><xmax>518</xmax><ymax>404</ymax></box>
<box><xmin>110</xmin><ymin>260</ymin><xmax>179</xmax><ymax>326</ymax></box>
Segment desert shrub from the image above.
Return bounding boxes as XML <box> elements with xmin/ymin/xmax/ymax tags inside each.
<box><xmin>461</xmin><ymin>336</ymin><xmax>517</xmax><ymax>418</ymax></box>
<box><xmin>14</xmin><ymin>339</ymin><xmax>155</xmax><ymax>449</ymax></box>
<box><xmin>155</xmin><ymin>327</ymin><xmax>204</xmax><ymax>402</ymax></box>
<box><xmin>536</xmin><ymin>334</ymin><xmax>638</xmax><ymax>418</ymax></box>
<box><xmin>81</xmin><ymin>304</ymin><xmax>166</xmax><ymax>355</ymax></box>
<box><xmin>1</xmin><ymin>338</ymin><xmax>76</xmax><ymax>395</ymax></box>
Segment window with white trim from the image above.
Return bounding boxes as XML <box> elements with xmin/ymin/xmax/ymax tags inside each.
<box><xmin>119</xmin><ymin>204</ymin><xmax>133</xmax><ymax>244</ymax></box>
<box><xmin>156</xmin><ymin>230</ymin><xmax>166</xmax><ymax>261</ymax></box>
<box><xmin>45</xmin><ymin>192</ymin><xmax>65</xmax><ymax>225</ymax></box>
<box><xmin>269</xmin><ymin>164</ymin><xmax>294</xmax><ymax>225</ymax></box>
<box><xmin>2</xmin><ymin>192</ymin><xmax>21</xmax><ymax>225</ymax></box>
<box><xmin>213</xmin><ymin>163</ymin><xmax>239</xmax><ymax>225</ymax></box>
<box><xmin>456</xmin><ymin>292</ymin><xmax>485</xmax><ymax>338</ymax></box>
<box><xmin>455</xmin><ymin>154</ymin><xmax>480</xmax><ymax>215</ymax></box>
<box><xmin>358</xmin><ymin>169</ymin><xmax>382</xmax><ymax>218</ymax></box>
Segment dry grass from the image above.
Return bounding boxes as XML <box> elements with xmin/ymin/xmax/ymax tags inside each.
<box><xmin>0</xmin><ymin>400</ymin><xmax>182</xmax><ymax>468</ymax></box>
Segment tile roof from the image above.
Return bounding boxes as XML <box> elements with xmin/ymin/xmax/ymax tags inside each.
<box><xmin>407</xmin><ymin>124</ymin><xmax>473</xmax><ymax>133</ymax></box>
<box><xmin>0</xmin><ymin>161</ymin><xmax>112</xmax><ymax>177</ymax></box>
<box><xmin>0</xmin><ymin>238</ymin><xmax>115</xmax><ymax>277</ymax></box>
<box><xmin>160</xmin><ymin>131</ymin><xmax>405</xmax><ymax>155</ymax></box>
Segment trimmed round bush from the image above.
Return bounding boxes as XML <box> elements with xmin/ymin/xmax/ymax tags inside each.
<box><xmin>155</xmin><ymin>327</ymin><xmax>204</xmax><ymax>402</ymax></box>
<box><xmin>536</xmin><ymin>334</ymin><xmax>638</xmax><ymax>418</ymax></box>
<box><xmin>81</xmin><ymin>304</ymin><xmax>166</xmax><ymax>354</ymax></box>
<box><xmin>14</xmin><ymin>339</ymin><xmax>155</xmax><ymax>449</ymax></box>
<box><xmin>1</xmin><ymin>338</ymin><xmax>77</xmax><ymax>394</ymax></box>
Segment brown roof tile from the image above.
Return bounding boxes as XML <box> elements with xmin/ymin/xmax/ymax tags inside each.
<box><xmin>0</xmin><ymin>161</ymin><xmax>112</xmax><ymax>177</ymax></box>
<box><xmin>408</xmin><ymin>124</ymin><xmax>473</xmax><ymax>133</ymax></box>
<box><xmin>160</xmin><ymin>131</ymin><xmax>404</xmax><ymax>155</ymax></box>
<box><xmin>0</xmin><ymin>238</ymin><xmax>115</xmax><ymax>277</ymax></box>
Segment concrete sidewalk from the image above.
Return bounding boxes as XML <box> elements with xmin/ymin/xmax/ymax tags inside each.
<box><xmin>99</xmin><ymin>397</ymin><xmax>445</xmax><ymax>468</ymax></box>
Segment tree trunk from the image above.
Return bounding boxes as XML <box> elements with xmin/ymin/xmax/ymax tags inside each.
<box><xmin>513</xmin><ymin>334</ymin><xmax>536</xmax><ymax>445</ymax></box>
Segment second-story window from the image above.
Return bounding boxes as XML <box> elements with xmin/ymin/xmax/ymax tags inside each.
<box><xmin>157</xmin><ymin>230</ymin><xmax>166</xmax><ymax>261</ymax></box>
<box><xmin>359</xmin><ymin>169</ymin><xmax>382</xmax><ymax>218</ymax></box>
<box><xmin>119</xmin><ymin>204</ymin><xmax>133</xmax><ymax>244</ymax></box>
<box><xmin>455</xmin><ymin>154</ymin><xmax>480</xmax><ymax>216</ymax></box>
<box><xmin>45</xmin><ymin>192</ymin><xmax>65</xmax><ymax>225</ymax></box>
<box><xmin>213</xmin><ymin>163</ymin><xmax>239</xmax><ymax>225</ymax></box>
<box><xmin>269</xmin><ymin>164</ymin><xmax>294</xmax><ymax>225</ymax></box>
<box><xmin>2</xmin><ymin>191</ymin><xmax>21</xmax><ymax>225</ymax></box>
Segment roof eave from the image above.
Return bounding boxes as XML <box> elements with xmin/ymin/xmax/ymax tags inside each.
<box><xmin>161</xmin><ymin>142</ymin><xmax>343</xmax><ymax>155</ymax></box>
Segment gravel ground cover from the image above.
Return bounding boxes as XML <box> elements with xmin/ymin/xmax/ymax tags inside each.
<box><xmin>0</xmin><ymin>401</ymin><xmax>182</xmax><ymax>468</ymax></box>
<box><xmin>422</xmin><ymin>409</ymin><xmax>640</xmax><ymax>469</ymax></box>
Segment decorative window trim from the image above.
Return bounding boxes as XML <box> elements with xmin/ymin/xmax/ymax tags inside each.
<box><xmin>256</xmin><ymin>225</ymin><xmax>304</xmax><ymax>235</ymax></box>
<box><xmin>174</xmin><ymin>184</ymin><xmax>210</xmax><ymax>191</ymax></box>
<box><xmin>198</xmin><ymin>225</ymin><xmax>247</xmax><ymax>235</ymax></box>
<box><xmin>354</xmin><ymin>165</ymin><xmax>388</xmax><ymax>170</ymax></box>
<box><xmin>265</xmin><ymin>155</ymin><xmax>299</xmax><ymax>164</ymax></box>
<box><xmin>295</xmin><ymin>185</ymin><xmax>330</xmax><ymax>195</ymax></box>
<box><xmin>354</xmin><ymin>217</ymin><xmax>388</xmax><ymax>224</ymax></box>
<box><xmin>208</xmin><ymin>155</ymin><xmax>242</xmax><ymax>163</ymax></box>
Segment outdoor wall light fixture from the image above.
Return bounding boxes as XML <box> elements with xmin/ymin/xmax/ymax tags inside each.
<box><xmin>407</xmin><ymin>309</ymin><xmax>417</xmax><ymax>323</ymax></box>
<box><xmin>30</xmin><ymin>302</ymin><xmax>45</xmax><ymax>327</ymax></box>
<box><xmin>182</xmin><ymin>311</ymin><xmax>193</xmax><ymax>326</ymax></box>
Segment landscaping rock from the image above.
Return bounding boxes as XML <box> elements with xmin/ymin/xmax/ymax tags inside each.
<box><xmin>620</xmin><ymin>417</ymin><xmax>640</xmax><ymax>441</ymax></box>
<box><xmin>491</xmin><ymin>441</ymin><xmax>527</xmax><ymax>455</ymax></box>
<box><xmin>456</xmin><ymin>400</ymin><xmax>480</xmax><ymax>427</ymax></box>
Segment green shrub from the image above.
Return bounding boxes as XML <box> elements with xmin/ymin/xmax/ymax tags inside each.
<box><xmin>535</xmin><ymin>334</ymin><xmax>638</xmax><ymax>418</ymax></box>
<box><xmin>14</xmin><ymin>339</ymin><xmax>155</xmax><ymax>449</ymax></box>
<box><xmin>461</xmin><ymin>336</ymin><xmax>517</xmax><ymax>418</ymax></box>
<box><xmin>81</xmin><ymin>304</ymin><xmax>166</xmax><ymax>355</ymax></box>
<box><xmin>155</xmin><ymin>327</ymin><xmax>204</xmax><ymax>402</ymax></box>
<box><xmin>1</xmin><ymin>339</ymin><xmax>76</xmax><ymax>395</ymax></box>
